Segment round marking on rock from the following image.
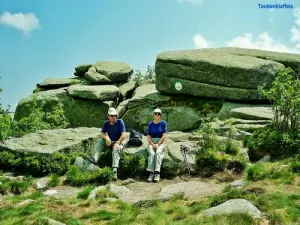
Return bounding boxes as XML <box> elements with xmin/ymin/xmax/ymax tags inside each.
<box><xmin>174</xmin><ymin>82</ymin><xmax>182</xmax><ymax>91</ymax></box>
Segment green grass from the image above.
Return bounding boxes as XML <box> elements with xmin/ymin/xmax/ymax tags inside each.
<box><xmin>0</xmin><ymin>168</ymin><xmax>299</xmax><ymax>225</ymax></box>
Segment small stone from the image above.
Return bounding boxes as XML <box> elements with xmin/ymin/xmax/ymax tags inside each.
<box><xmin>231</xmin><ymin>180</ymin><xmax>245</xmax><ymax>188</ymax></box>
<box><xmin>15</xmin><ymin>199</ymin><xmax>37</xmax><ymax>207</ymax></box>
<box><xmin>121</xmin><ymin>178</ymin><xmax>136</xmax><ymax>186</ymax></box>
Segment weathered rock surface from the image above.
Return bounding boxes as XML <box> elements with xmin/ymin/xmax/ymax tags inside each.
<box><xmin>14</xmin><ymin>88</ymin><xmax>115</xmax><ymax>127</ymax></box>
<box><xmin>74</xmin><ymin>156</ymin><xmax>100</xmax><ymax>171</ymax></box>
<box><xmin>0</xmin><ymin>127</ymin><xmax>99</xmax><ymax>154</ymax></box>
<box><xmin>84</xmin><ymin>61</ymin><xmax>133</xmax><ymax>83</ymax></box>
<box><xmin>122</xmin><ymin>84</ymin><xmax>221</xmax><ymax>133</ymax></box>
<box><xmin>119</xmin><ymin>80</ymin><xmax>136</xmax><ymax>99</ymax></box>
<box><xmin>74</xmin><ymin>64</ymin><xmax>93</xmax><ymax>77</ymax></box>
<box><xmin>67</xmin><ymin>85</ymin><xmax>120</xmax><ymax>101</ymax></box>
<box><xmin>216</xmin><ymin>47</ymin><xmax>300</xmax><ymax>72</ymax></box>
<box><xmin>159</xmin><ymin>181</ymin><xmax>223</xmax><ymax>199</ymax></box>
<box><xmin>15</xmin><ymin>199</ymin><xmax>37</xmax><ymax>207</ymax></box>
<box><xmin>201</xmin><ymin>199</ymin><xmax>262</xmax><ymax>218</ymax></box>
<box><xmin>35</xmin><ymin>177</ymin><xmax>51</xmax><ymax>190</ymax></box>
<box><xmin>42</xmin><ymin>217</ymin><xmax>66</xmax><ymax>225</ymax></box>
<box><xmin>230</xmin><ymin>107</ymin><xmax>274</xmax><ymax>120</ymax></box>
<box><xmin>37</xmin><ymin>77</ymin><xmax>82</xmax><ymax>90</ymax></box>
<box><xmin>43</xmin><ymin>186</ymin><xmax>82</xmax><ymax>198</ymax></box>
<box><xmin>155</xmin><ymin>49</ymin><xmax>284</xmax><ymax>101</ymax></box>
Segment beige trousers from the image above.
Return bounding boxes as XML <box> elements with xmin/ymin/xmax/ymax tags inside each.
<box><xmin>146</xmin><ymin>138</ymin><xmax>166</xmax><ymax>172</ymax></box>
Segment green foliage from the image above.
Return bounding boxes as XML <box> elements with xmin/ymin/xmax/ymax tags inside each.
<box><xmin>77</xmin><ymin>185</ymin><xmax>95</xmax><ymax>199</ymax></box>
<box><xmin>11</xmin><ymin>97</ymin><xmax>69</xmax><ymax>138</ymax></box>
<box><xmin>66</xmin><ymin>166</ymin><xmax>113</xmax><ymax>186</ymax></box>
<box><xmin>0</xmin><ymin>150</ymin><xmax>83</xmax><ymax>176</ymax></box>
<box><xmin>248</xmin><ymin>67</ymin><xmax>300</xmax><ymax>159</ymax></box>
<box><xmin>48</xmin><ymin>174</ymin><xmax>60</xmax><ymax>187</ymax></box>
<box><xmin>161</xmin><ymin>160</ymin><xmax>184</xmax><ymax>178</ymax></box>
<box><xmin>119</xmin><ymin>153</ymin><xmax>147</xmax><ymax>178</ymax></box>
<box><xmin>259</xmin><ymin>67</ymin><xmax>300</xmax><ymax>136</ymax></box>
<box><xmin>248</xmin><ymin>126</ymin><xmax>300</xmax><ymax>159</ymax></box>
<box><xmin>246</xmin><ymin>162</ymin><xmax>296</xmax><ymax>183</ymax></box>
<box><xmin>0</xmin><ymin>177</ymin><xmax>33</xmax><ymax>195</ymax></box>
<box><xmin>197</xmin><ymin>121</ymin><xmax>218</xmax><ymax>151</ymax></box>
<box><xmin>196</xmin><ymin>149</ymin><xmax>229</xmax><ymax>177</ymax></box>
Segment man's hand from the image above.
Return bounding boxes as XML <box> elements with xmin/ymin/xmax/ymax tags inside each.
<box><xmin>105</xmin><ymin>137</ymin><xmax>112</xmax><ymax>146</ymax></box>
<box><xmin>113</xmin><ymin>142</ymin><xmax>120</xmax><ymax>151</ymax></box>
<box><xmin>152</xmin><ymin>144</ymin><xmax>158</xmax><ymax>151</ymax></box>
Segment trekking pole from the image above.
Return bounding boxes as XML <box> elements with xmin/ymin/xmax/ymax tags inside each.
<box><xmin>180</xmin><ymin>144</ymin><xmax>190</xmax><ymax>176</ymax></box>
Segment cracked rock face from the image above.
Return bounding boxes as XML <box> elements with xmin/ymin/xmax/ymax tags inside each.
<box><xmin>155</xmin><ymin>48</ymin><xmax>293</xmax><ymax>102</ymax></box>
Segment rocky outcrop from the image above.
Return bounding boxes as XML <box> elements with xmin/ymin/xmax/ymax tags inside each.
<box><xmin>216</xmin><ymin>47</ymin><xmax>300</xmax><ymax>72</ymax></box>
<box><xmin>36</xmin><ymin>77</ymin><xmax>83</xmax><ymax>90</ymax></box>
<box><xmin>0</xmin><ymin>127</ymin><xmax>99</xmax><ymax>154</ymax></box>
<box><xmin>14</xmin><ymin>88</ymin><xmax>115</xmax><ymax>128</ymax></box>
<box><xmin>122</xmin><ymin>84</ymin><xmax>222</xmax><ymax>133</ymax></box>
<box><xmin>82</xmin><ymin>61</ymin><xmax>133</xmax><ymax>83</ymax></box>
<box><xmin>155</xmin><ymin>48</ymin><xmax>287</xmax><ymax>101</ymax></box>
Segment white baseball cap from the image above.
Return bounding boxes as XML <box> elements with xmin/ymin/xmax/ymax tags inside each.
<box><xmin>153</xmin><ymin>108</ymin><xmax>162</xmax><ymax>114</ymax></box>
<box><xmin>108</xmin><ymin>107</ymin><xmax>118</xmax><ymax>115</ymax></box>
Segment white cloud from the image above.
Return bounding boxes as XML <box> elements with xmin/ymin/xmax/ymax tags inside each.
<box><xmin>291</xmin><ymin>8</ymin><xmax>300</xmax><ymax>42</ymax></box>
<box><xmin>0</xmin><ymin>11</ymin><xmax>40</xmax><ymax>33</ymax></box>
<box><xmin>178</xmin><ymin>0</ymin><xmax>204</xmax><ymax>5</ymax></box>
<box><xmin>193</xmin><ymin>34</ymin><xmax>212</xmax><ymax>48</ymax></box>
<box><xmin>226</xmin><ymin>32</ymin><xmax>292</xmax><ymax>53</ymax></box>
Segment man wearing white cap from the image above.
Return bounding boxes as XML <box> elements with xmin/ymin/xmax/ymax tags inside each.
<box><xmin>146</xmin><ymin>108</ymin><xmax>167</xmax><ymax>182</ymax></box>
<box><xmin>93</xmin><ymin>107</ymin><xmax>127</xmax><ymax>180</ymax></box>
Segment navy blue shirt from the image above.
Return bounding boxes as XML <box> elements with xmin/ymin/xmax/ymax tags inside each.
<box><xmin>101</xmin><ymin>119</ymin><xmax>126</xmax><ymax>141</ymax></box>
<box><xmin>147</xmin><ymin>120</ymin><xmax>167</xmax><ymax>138</ymax></box>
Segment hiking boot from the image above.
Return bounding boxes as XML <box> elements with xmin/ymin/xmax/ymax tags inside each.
<box><xmin>112</xmin><ymin>168</ymin><xmax>118</xmax><ymax>181</ymax></box>
<box><xmin>147</xmin><ymin>172</ymin><xmax>155</xmax><ymax>182</ymax></box>
<box><xmin>153</xmin><ymin>173</ymin><xmax>160</xmax><ymax>183</ymax></box>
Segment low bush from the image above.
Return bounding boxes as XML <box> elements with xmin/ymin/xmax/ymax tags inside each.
<box><xmin>66</xmin><ymin>166</ymin><xmax>113</xmax><ymax>186</ymax></box>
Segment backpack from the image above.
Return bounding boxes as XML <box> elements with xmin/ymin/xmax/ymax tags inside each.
<box><xmin>127</xmin><ymin>129</ymin><xmax>143</xmax><ymax>146</ymax></box>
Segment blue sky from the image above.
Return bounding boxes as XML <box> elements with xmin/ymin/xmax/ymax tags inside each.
<box><xmin>0</xmin><ymin>0</ymin><xmax>299</xmax><ymax>111</ymax></box>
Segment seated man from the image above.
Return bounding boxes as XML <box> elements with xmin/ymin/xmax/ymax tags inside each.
<box><xmin>93</xmin><ymin>107</ymin><xmax>126</xmax><ymax>180</ymax></box>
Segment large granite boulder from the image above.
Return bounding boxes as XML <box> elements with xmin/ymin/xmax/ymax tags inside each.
<box><xmin>121</xmin><ymin>84</ymin><xmax>222</xmax><ymax>133</ymax></box>
<box><xmin>155</xmin><ymin>49</ymin><xmax>285</xmax><ymax>101</ymax></box>
<box><xmin>216</xmin><ymin>47</ymin><xmax>300</xmax><ymax>73</ymax></box>
<box><xmin>82</xmin><ymin>61</ymin><xmax>133</xmax><ymax>83</ymax></box>
<box><xmin>67</xmin><ymin>85</ymin><xmax>120</xmax><ymax>101</ymax></box>
<box><xmin>74</xmin><ymin>64</ymin><xmax>93</xmax><ymax>77</ymax></box>
<box><xmin>0</xmin><ymin>127</ymin><xmax>100</xmax><ymax>175</ymax></box>
<box><xmin>36</xmin><ymin>77</ymin><xmax>83</xmax><ymax>90</ymax></box>
<box><xmin>14</xmin><ymin>88</ymin><xmax>115</xmax><ymax>128</ymax></box>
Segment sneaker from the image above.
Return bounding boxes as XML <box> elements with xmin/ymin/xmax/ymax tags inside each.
<box><xmin>112</xmin><ymin>168</ymin><xmax>118</xmax><ymax>181</ymax></box>
<box><xmin>153</xmin><ymin>173</ymin><xmax>160</xmax><ymax>183</ymax></box>
<box><xmin>147</xmin><ymin>172</ymin><xmax>155</xmax><ymax>182</ymax></box>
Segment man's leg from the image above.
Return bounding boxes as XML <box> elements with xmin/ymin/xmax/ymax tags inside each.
<box><xmin>146</xmin><ymin>144</ymin><xmax>156</xmax><ymax>182</ymax></box>
<box><xmin>93</xmin><ymin>138</ymin><xmax>106</xmax><ymax>163</ymax></box>
<box><xmin>112</xmin><ymin>142</ymin><xmax>124</xmax><ymax>169</ymax></box>
<box><xmin>154</xmin><ymin>142</ymin><xmax>166</xmax><ymax>182</ymax></box>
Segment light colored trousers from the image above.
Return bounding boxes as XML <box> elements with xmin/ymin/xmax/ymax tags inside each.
<box><xmin>147</xmin><ymin>138</ymin><xmax>166</xmax><ymax>172</ymax></box>
<box><xmin>94</xmin><ymin>138</ymin><xmax>124</xmax><ymax>168</ymax></box>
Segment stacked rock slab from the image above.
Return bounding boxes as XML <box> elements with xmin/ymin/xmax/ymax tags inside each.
<box><xmin>15</xmin><ymin>61</ymin><xmax>134</xmax><ymax>128</ymax></box>
<box><xmin>155</xmin><ymin>48</ymin><xmax>288</xmax><ymax>102</ymax></box>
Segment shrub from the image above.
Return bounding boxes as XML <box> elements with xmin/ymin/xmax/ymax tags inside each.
<box><xmin>0</xmin><ymin>150</ymin><xmax>84</xmax><ymax>176</ymax></box>
<box><xmin>77</xmin><ymin>185</ymin><xmax>95</xmax><ymax>199</ymax></box>
<box><xmin>66</xmin><ymin>166</ymin><xmax>113</xmax><ymax>186</ymax></box>
<box><xmin>48</xmin><ymin>174</ymin><xmax>60</xmax><ymax>187</ymax></box>
<box><xmin>248</xmin><ymin>67</ymin><xmax>300</xmax><ymax>159</ymax></box>
<box><xmin>196</xmin><ymin>149</ymin><xmax>229</xmax><ymax>177</ymax></box>
<box><xmin>248</xmin><ymin>126</ymin><xmax>300</xmax><ymax>160</ymax></box>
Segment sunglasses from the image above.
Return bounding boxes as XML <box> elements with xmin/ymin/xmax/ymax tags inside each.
<box><xmin>154</xmin><ymin>113</ymin><xmax>161</xmax><ymax>116</ymax></box>
<box><xmin>109</xmin><ymin>115</ymin><xmax>117</xmax><ymax>117</ymax></box>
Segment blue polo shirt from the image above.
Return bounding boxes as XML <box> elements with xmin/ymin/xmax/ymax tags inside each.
<box><xmin>101</xmin><ymin>119</ymin><xmax>126</xmax><ymax>141</ymax></box>
<box><xmin>147</xmin><ymin>120</ymin><xmax>167</xmax><ymax>138</ymax></box>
